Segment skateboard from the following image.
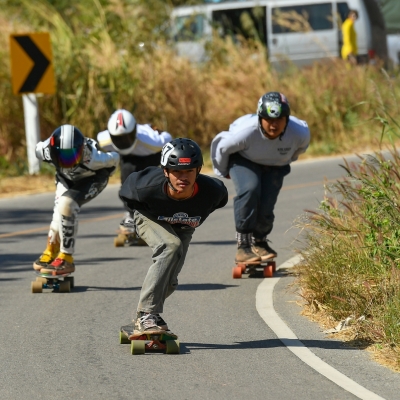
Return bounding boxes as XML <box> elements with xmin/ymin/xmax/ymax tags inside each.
<box><xmin>31</xmin><ymin>272</ymin><xmax>74</xmax><ymax>293</ymax></box>
<box><xmin>114</xmin><ymin>229</ymin><xmax>147</xmax><ymax>247</ymax></box>
<box><xmin>119</xmin><ymin>323</ymin><xmax>180</xmax><ymax>355</ymax></box>
<box><xmin>232</xmin><ymin>259</ymin><xmax>276</xmax><ymax>279</ymax></box>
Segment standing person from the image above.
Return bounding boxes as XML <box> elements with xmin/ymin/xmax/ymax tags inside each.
<box><xmin>33</xmin><ymin>124</ymin><xmax>120</xmax><ymax>274</ymax></box>
<box><xmin>211</xmin><ymin>92</ymin><xmax>310</xmax><ymax>264</ymax></box>
<box><xmin>341</xmin><ymin>9</ymin><xmax>359</xmax><ymax>65</ymax></box>
<box><xmin>97</xmin><ymin>109</ymin><xmax>172</xmax><ymax>231</ymax></box>
<box><xmin>119</xmin><ymin>138</ymin><xmax>228</xmax><ymax>335</ymax></box>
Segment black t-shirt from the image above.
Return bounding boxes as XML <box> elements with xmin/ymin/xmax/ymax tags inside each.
<box><xmin>119</xmin><ymin>167</ymin><xmax>228</xmax><ymax>229</ymax></box>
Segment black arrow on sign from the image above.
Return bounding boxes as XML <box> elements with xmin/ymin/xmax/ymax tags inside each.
<box><xmin>13</xmin><ymin>35</ymin><xmax>50</xmax><ymax>93</ymax></box>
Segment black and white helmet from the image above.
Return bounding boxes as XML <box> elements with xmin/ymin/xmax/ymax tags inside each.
<box><xmin>257</xmin><ymin>92</ymin><xmax>291</xmax><ymax>119</ymax></box>
<box><xmin>49</xmin><ymin>124</ymin><xmax>85</xmax><ymax>169</ymax></box>
<box><xmin>107</xmin><ymin>109</ymin><xmax>137</xmax><ymax>155</ymax></box>
<box><xmin>161</xmin><ymin>138</ymin><xmax>203</xmax><ymax>170</ymax></box>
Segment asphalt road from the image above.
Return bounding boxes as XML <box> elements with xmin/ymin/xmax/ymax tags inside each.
<box><xmin>1</xmin><ymin>155</ymin><xmax>400</xmax><ymax>399</ymax></box>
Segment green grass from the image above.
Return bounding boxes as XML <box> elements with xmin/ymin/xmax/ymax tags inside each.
<box><xmin>296</xmin><ymin>144</ymin><xmax>400</xmax><ymax>368</ymax></box>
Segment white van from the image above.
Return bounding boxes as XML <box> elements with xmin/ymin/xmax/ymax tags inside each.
<box><xmin>171</xmin><ymin>0</ymin><xmax>386</xmax><ymax>66</ymax></box>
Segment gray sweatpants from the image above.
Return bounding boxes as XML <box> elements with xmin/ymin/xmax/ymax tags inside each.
<box><xmin>133</xmin><ymin>210</ymin><xmax>194</xmax><ymax>314</ymax></box>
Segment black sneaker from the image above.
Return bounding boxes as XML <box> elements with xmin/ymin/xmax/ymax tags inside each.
<box><xmin>252</xmin><ymin>239</ymin><xmax>277</xmax><ymax>261</ymax></box>
<box><xmin>134</xmin><ymin>312</ymin><xmax>164</xmax><ymax>334</ymax></box>
<box><xmin>155</xmin><ymin>314</ymin><xmax>169</xmax><ymax>330</ymax></box>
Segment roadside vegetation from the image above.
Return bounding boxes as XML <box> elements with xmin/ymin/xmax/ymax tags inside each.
<box><xmin>296</xmin><ymin>113</ymin><xmax>400</xmax><ymax>370</ymax></box>
<box><xmin>0</xmin><ymin>0</ymin><xmax>399</xmax><ymax>178</ymax></box>
<box><xmin>2</xmin><ymin>0</ymin><xmax>400</xmax><ymax>370</ymax></box>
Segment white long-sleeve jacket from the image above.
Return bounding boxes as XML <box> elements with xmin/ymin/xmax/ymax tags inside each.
<box><xmin>97</xmin><ymin>124</ymin><xmax>172</xmax><ymax>156</ymax></box>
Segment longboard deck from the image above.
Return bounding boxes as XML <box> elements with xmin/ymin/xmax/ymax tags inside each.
<box><xmin>32</xmin><ymin>272</ymin><xmax>74</xmax><ymax>293</ymax></box>
<box><xmin>120</xmin><ymin>324</ymin><xmax>180</xmax><ymax>355</ymax></box>
<box><xmin>233</xmin><ymin>259</ymin><xmax>276</xmax><ymax>279</ymax></box>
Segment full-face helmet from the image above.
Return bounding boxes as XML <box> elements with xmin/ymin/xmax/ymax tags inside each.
<box><xmin>107</xmin><ymin>109</ymin><xmax>137</xmax><ymax>155</ymax></box>
<box><xmin>161</xmin><ymin>138</ymin><xmax>203</xmax><ymax>170</ymax></box>
<box><xmin>49</xmin><ymin>125</ymin><xmax>85</xmax><ymax>168</ymax></box>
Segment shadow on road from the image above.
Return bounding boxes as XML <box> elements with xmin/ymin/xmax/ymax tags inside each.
<box><xmin>177</xmin><ymin>283</ymin><xmax>237</xmax><ymax>290</ymax></box>
<box><xmin>180</xmin><ymin>338</ymin><xmax>362</xmax><ymax>354</ymax></box>
<box><xmin>190</xmin><ymin>240</ymin><xmax>236</xmax><ymax>246</ymax></box>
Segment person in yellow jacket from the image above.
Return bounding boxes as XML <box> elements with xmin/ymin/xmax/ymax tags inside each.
<box><xmin>341</xmin><ymin>10</ymin><xmax>359</xmax><ymax>64</ymax></box>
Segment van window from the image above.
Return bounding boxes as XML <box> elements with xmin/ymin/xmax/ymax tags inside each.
<box><xmin>337</xmin><ymin>2</ymin><xmax>350</xmax><ymax>22</ymax></box>
<box><xmin>174</xmin><ymin>14</ymin><xmax>205</xmax><ymax>42</ymax></box>
<box><xmin>272</xmin><ymin>3</ymin><xmax>333</xmax><ymax>33</ymax></box>
<box><xmin>212</xmin><ymin>7</ymin><xmax>266</xmax><ymax>43</ymax></box>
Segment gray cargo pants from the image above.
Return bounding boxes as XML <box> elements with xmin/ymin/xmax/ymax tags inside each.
<box><xmin>133</xmin><ymin>210</ymin><xmax>194</xmax><ymax>314</ymax></box>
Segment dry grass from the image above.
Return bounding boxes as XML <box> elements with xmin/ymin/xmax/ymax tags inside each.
<box><xmin>298</xmin><ymin>288</ymin><xmax>400</xmax><ymax>373</ymax></box>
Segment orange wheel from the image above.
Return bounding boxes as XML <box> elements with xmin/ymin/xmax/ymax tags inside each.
<box><xmin>236</xmin><ymin>263</ymin><xmax>245</xmax><ymax>272</ymax></box>
<box><xmin>263</xmin><ymin>265</ymin><xmax>273</xmax><ymax>278</ymax></box>
<box><xmin>232</xmin><ymin>266</ymin><xmax>242</xmax><ymax>279</ymax></box>
<box><xmin>267</xmin><ymin>261</ymin><xmax>276</xmax><ymax>273</ymax></box>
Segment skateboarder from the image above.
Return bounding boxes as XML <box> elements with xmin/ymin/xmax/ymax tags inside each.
<box><xmin>97</xmin><ymin>109</ymin><xmax>172</xmax><ymax>236</ymax></box>
<box><xmin>211</xmin><ymin>92</ymin><xmax>310</xmax><ymax>263</ymax></box>
<box><xmin>33</xmin><ymin>124</ymin><xmax>120</xmax><ymax>274</ymax></box>
<box><xmin>119</xmin><ymin>138</ymin><xmax>228</xmax><ymax>335</ymax></box>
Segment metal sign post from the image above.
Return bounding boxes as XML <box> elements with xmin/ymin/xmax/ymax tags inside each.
<box><xmin>9</xmin><ymin>32</ymin><xmax>55</xmax><ymax>175</ymax></box>
<box><xmin>22</xmin><ymin>94</ymin><xmax>41</xmax><ymax>174</ymax></box>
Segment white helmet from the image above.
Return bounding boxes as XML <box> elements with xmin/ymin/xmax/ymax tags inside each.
<box><xmin>107</xmin><ymin>109</ymin><xmax>137</xmax><ymax>155</ymax></box>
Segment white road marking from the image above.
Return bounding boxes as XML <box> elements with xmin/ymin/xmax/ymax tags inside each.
<box><xmin>256</xmin><ymin>255</ymin><xmax>385</xmax><ymax>400</ymax></box>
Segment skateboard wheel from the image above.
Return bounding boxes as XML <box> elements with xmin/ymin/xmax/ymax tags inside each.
<box><xmin>64</xmin><ymin>276</ymin><xmax>74</xmax><ymax>289</ymax></box>
<box><xmin>59</xmin><ymin>280</ymin><xmax>71</xmax><ymax>293</ymax></box>
<box><xmin>267</xmin><ymin>260</ymin><xmax>276</xmax><ymax>273</ymax></box>
<box><xmin>236</xmin><ymin>263</ymin><xmax>246</xmax><ymax>272</ymax></box>
<box><xmin>114</xmin><ymin>237</ymin><xmax>125</xmax><ymax>247</ymax></box>
<box><xmin>36</xmin><ymin>277</ymin><xmax>47</xmax><ymax>284</ymax></box>
<box><xmin>131</xmin><ymin>340</ymin><xmax>145</xmax><ymax>355</ymax></box>
<box><xmin>263</xmin><ymin>265</ymin><xmax>273</xmax><ymax>278</ymax></box>
<box><xmin>119</xmin><ymin>331</ymin><xmax>130</xmax><ymax>345</ymax></box>
<box><xmin>165</xmin><ymin>340</ymin><xmax>180</xmax><ymax>354</ymax></box>
<box><xmin>232</xmin><ymin>266</ymin><xmax>242</xmax><ymax>279</ymax></box>
<box><xmin>31</xmin><ymin>281</ymin><xmax>43</xmax><ymax>293</ymax></box>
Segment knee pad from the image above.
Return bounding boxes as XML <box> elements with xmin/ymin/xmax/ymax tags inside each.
<box><xmin>58</xmin><ymin>196</ymin><xmax>80</xmax><ymax>218</ymax></box>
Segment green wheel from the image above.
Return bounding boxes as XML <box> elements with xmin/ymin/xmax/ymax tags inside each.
<box><xmin>119</xmin><ymin>331</ymin><xmax>130</xmax><ymax>345</ymax></box>
<box><xmin>165</xmin><ymin>340</ymin><xmax>180</xmax><ymax>354</ymax></box>
<box><xmin>31</xmin><ymin>281</ymin><xmax>43</xmax><ymax>293</ymax></box>
<box><xmin>131</xmin><ymin>340</ymin><xmax>145</xmax><ymax>355</ymax></box>
<box><xmin>59</xmin><ymin>280</ymin><xmax>71</xmax><ymax>293</ymax></box>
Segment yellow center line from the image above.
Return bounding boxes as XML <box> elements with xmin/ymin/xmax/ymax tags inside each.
<box><xmin>2</xmin><ymin>178</ymin><xmax>337</xmax><ymax>239</ymax></box>
<box><xmin>0</xmin><ymin>213</ymin><xmax>124</xmax><ymax>239</ymax></box>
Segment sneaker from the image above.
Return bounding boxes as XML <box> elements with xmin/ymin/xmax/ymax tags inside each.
<box><xmin>134</xmin><ymin>312</ymin><xmax>164</xmax><ymax>334</ymax></box>
<box><xmin>33</xmin><ymin>240</ymin><xmax>60</xmax><ymax>271</ymax></box>
<box><xmin>33</xmin><ymin>252</ymin><xmax>54</xmax><ymax>271</ymax></box>
<box><xmin>40</xmin><ymin>253</ymin><xmax>75</xmax><ymax>275</ymax></box>
<box><xmin>252</xmin><ymin>239</ymin><xmax>277</xmax><ymax>261</ymax></box>
<box><xmin>235</xmin><ymin>245</ymin><xmax>261</xmax><ymax>263</ymax></box>
<box><xmin>155</xmin><ymin>314</ymin><xmax>169</xmax><ymax>330</ymax></box>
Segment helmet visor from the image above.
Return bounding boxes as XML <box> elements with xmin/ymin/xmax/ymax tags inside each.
<box><xmin>55</xmin><ymin>147</ymin><xmax>83</xmax><ymax>168</ymax></box>
<box><xmin>110</xmin><ymin>129</ymin><xmax>136</xmax><ymax>151</ymax></box>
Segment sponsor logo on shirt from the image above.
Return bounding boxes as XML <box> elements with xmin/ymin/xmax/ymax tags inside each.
<box><xmin>278</xmin><ymin>147</ymin><xmax>291</xmax><ymax>155</ymax></box>
<box><xmin>158</xmin><ymin>212</ymin><xmax>201</xmax><ymax>227</ymax></box>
